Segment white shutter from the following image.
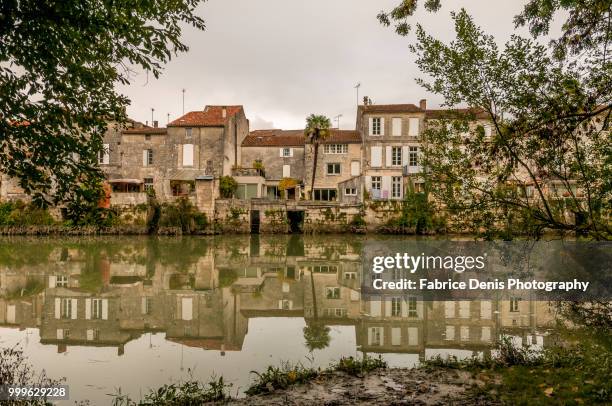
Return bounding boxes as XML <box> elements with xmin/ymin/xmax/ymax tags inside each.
<box><xmin>385</xmin><ymin>300</ymin><xmax>392</xmax><ymax>317</ymax></box>
<box><xmin>380</xmin><ymin>118</ymin><xmax>385</xmax><ymax>135</ymax></box>
<box><xmin>350</xmin><ymin>290</ymin><xmax>360</xmax><ymax>301</ymax></box>
<box><xmin>102</xmin><ymin>299</ymin><xmax>108</xmax><ymax>320</ymax></box>
<box><xmin>408</xmin><ymin>327</ymin><xmax>418</xmax><ymax>345</ymax></box>
<box><xmin>368</xmin><ymin>117</ymin><xmax>374</xmax><ymax>136</ymax></box>
<box><xmin>7</xmin><ymin>305</ymin><xmax>16</xmax><ymax>323</ymax></box>
<box><xmin>391</xmin><ymin>327</ymin><xmax>401</xmax><ymax>345</ymax></box>
<box><xmin>365</xmin><ymin>176</ymin><xmax>372</xmax><ymax>191</ymax></box>
<box><xmin>351</xmin><ymin>161</ymin><xmax>360</xmax><ymax>176</ymax></box>
<box><xmin>370</xmin><ymin>298</ymin><xmax>381</xmax><ymax>317</ymax></box>
<box><xmin>87</xmin><ymin>329</ymin><xmax>94</xmax><ymax>341</ymax></box>
<box><xmin>481</xmin><ymin>326</ymin><xmax>491</xmax><ymax>342</ymax></box>
<box><xmin>282</xmin><ymin>164</ymin><xmax>291</xmax><ymax>178</ymax></box>
<box><xmin>102</xmin><ymin>144</ymin><xmax>110</xmax><ymax>165</ymax></box>
<box><xmin>379</xmin><ymin>328</ymin><xmax>385</xmax><ymax>345</ymax></box>
<box><xmin>56</xmin><ymin>329</ymin><xmax>64</xmax><ymax>340</ymax></box>
<box><xmin>445</xmin><ymin>301</ymin><xmax>455</xmax><ymax>318</ymax></box>
<box><xmin>382</xmin><ymin>176</ymin><xmax>391</xmax><ymax>199</ymax></box>
<box><xmin>49</xmin><ymin>275</ymin><xmax>56</xmax><ymax>288</ymax></box>
<box><xmin>371</xmin><ymin>146</ymin><xmax>382</xmax><ymax>167</ymax></box>
<box><xmin>409</xmin><ymin>118</ymin><xmax>420</xmax><ymax>136</ymax></box>
<box><xmin>71</xmin><ymin>299</ymin><xmax>78</xmax><ymax>319</ymax></box>
<box><xmin>445</xmin><ymin>325</ymin><xmax>455</xmax><ymax>340</ymax></box>
<box><xmin>480</xmin><ymin>301</ymin><xmax>492</xmax><ymax>319</ymax></box>
<box><xmin>182</xmin><ymin>144</ymin><xmax>194</xmax><ymax>166</ymax></box>
<box><xmin>85</xmin><ymin>298</ymin><xmax>91</xmax><ymax>320</ymax></box>
<box><xmin>141</xmin><ymin>297</ymin><xmax>147</xmax><ymax>315</ymax></box>
<box><xmin>279</xmin><ymin>148</ymin><xmax>284</xmax><ymax>157</ymax></box>
<box><xmin>54</xmin><ymin>298</ymin><xmax>61</xmax><ymax>319</ymax></box>
<box><xmin>367</xmin><ymin>327</ymin><xmax>373</xmax><ymax>345</ymax></box>
<box><xmin>289</xmin><ymin>148</ymin><xmax>293</xmax><ymax>157</ymax></box>
<box><xmin>392</xmin><ymin>118</ymin><xmax>402</xmax><ymax>136</ymax></box>
<box><xmin>181</xmin><ymin>297</ymin><xmax>193</xmax><ymax>321</ymax></box>
<box><xmin>461</xmin><ymin>326</ymin><xmax>470</xmax><ymax>341</ymax></box>
<box><xmin>402</xmin><ymin>146</ymin><xmax>409</xmax><ymax>166</ymax></box>
<box><xmin>385</xmin><ymin>146</ymin><xmax>392</xmax><ymax>167</ymax></box>
<box><xmin>401</xmin><ymin>299</ymin><xmax>409</xmax><ymax>317</ymax></box>
<box><xmin>142</xmin><ymin>150</ymin><xmax>148</xmax><ymax>166</ymax></box>
<box><xmin>459</xmin><ymin>301</ymin><xmax>470</xmax><ymax>318</ymax></box>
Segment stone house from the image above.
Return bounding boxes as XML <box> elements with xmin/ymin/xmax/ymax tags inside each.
<box><xmin>304</xmin><ymin>130</ymin><xmax>362</xmax><ymax>201</ymax></box>
<box><xmin>241</xmin><ymin>130</ymin><xmax>306</xmax><ymax>200</ymax></box>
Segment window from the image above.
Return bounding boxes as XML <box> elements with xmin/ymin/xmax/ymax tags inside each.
<box><xmin>510</xmin><ymin>298</ymin><xmax>521</xmax><ymax>312</ymax></box>
<box><xmin>326</xmin><ymin>163</ymin><xmax>341</xmax><ymax>175</ymax></box>
<box><xmin>182</xmin><ymin>144</ymin><xmax>194</xmax><ymax>166</ymax></box>
<box><xmin>56</xmin><ymin>275</ymin><xmax>68</xmax><ymax>288</ymax></box>
<box><xmin>279</xmin><ymin>300</ymin><xmax>292</xmax><ymax>310</ymax></box>
<box><xmin>445</xmin><ymin>325</ymin><xmax>455</xmax><ymax>340</ymax></box>
<box><xmin>391</xmin><ymin>147</ymin><xmax>402</xmax><ymax>166</ymax></box>
<box><xmin>143</xmin><ymin>149</ymin><xmax>153</xmax><ymax>166</ymax></box>
<box><xmin>371</xmin><ymin>176</ymin><xmax>381</xmax><ymax>191</ymax></box>
<box><xmin>371</xmin><ymin>117</ymin><xmax>382</xmax><ymax>135</ymax></box>
<box><xmin>235</xmin><ymin>184</ymin><xmax>259</xmax><ymax>199</ymax></box>
<box><xmin>324</xmin><ymin>144</ymin><xmax>348</xmax><ymax>154</ymax></box>
<box><xmin>392</xmin><ymin>118</ymin><xmax>402</xmax><ymax>136</ymax></box>
<box><xmin>60</xmin><ymin>298</ymin><xmax>72</xmax><ymax>319</ymax></box>
<box><xmin>351</xmin><ymin>161</ymin><xmax>360</xmax><ymax>176</ymax></box>
<box><xmin>371</xmin><ymin>146</ymin><xmax>383</xmax><ymax>167</ymax></box>
<box><xmin>326</xmin><ymin>287</ymin><xmax>341</xmax><ymax>299</ymax></box>
<box><xmin>145</xmin><ymin>134</ymin><xmax>151</xmax><ymax>141</ymax></box>
<box><xmin>391</xmin><ymin>298</ymin><xmax>401</xmax><ymax>316</ymax></box>
<box><xmin>344</xmin><ymin>272</ymin><xmax>357</xmax><ymax>279</ymax></box>
<box><xmin>281</xmin><ymin>147</ymin><xmax>292</xmax><ymax>157</ymax></box>
<box><xmin>483</xmin><ymin>124</ymin><xmax>492</xmax><ymax>138</ymax></box>
<box><xmin>92</xmin><ymin>299</ymin><xmax>103</xmax><ymax>320</ymax></box>
<box><xmin>369</xmin><ymin>327</ymin><xmax>383</xmax><ymax>346</ymax></box>
<box><xmin>414</xmin><ymin>182</ymin><xmax>425</xmax><ymax>193</ymax></box>
<box><xmin>87</xmin><ymin>329</ymin><xmax>100</xmax><ymax>341</ymax></box>
<box><xmin>409</xmin><ymin>147</ymin><xmax>419</xmax><ymax>166</ymax></box>
<box><xmin>142</xmin><ymin>297</ymin><xmax>153</xmax><ymax>315</ymax></box>
<box><xmin>144</xmin><ymin>178</ymin><xmax>154</xmax><ymax>192</ymax></box>
<box><xmin>185</xmin><ymin>128</ymin><xmax>193</xmax><ymax>139</ymax></box>
<box><xmin>460</xmin><ymin>326</ymin><xmax>470</xmax><ymax>341</ymax></box>
<box><xmin>407</xmin><ymin>297</ymin><xmax>418</xmax><ymax>317</ymax></box>
<box><xmin>99</xmin><ymin>144</ymin><xmax>110</xmax><ymax>165</ymax></box>
<box><xmin>326</xmin><ymin>308</ymin><xmax>347</xmax><ymax>317</ymax></box>
<box><xmin>408</xmin><ymin>117</ymin><xmax>420</xmax><ymax>136</ymax></box>
<box><xmin>391</xmin><ymin>327</ymin><xmax>402</xmax><ymax>345</ymax></box>
<box><xmin>344</xmin><ymin>188</ymin><xmax>357</xmax><ymax>196</ymax></box>
<box><xmin>313</xmin><ymin>189</ymin><xmax>337</xmax><ymax>201</ymax></box>
<box><xmin>391</xmin><ymin>176</ymin><xmax>402</xmax><ymax>198</ymax></box>
<box><xmin>312</xmin><ymin>265</ymin><xmax>338</xmax><ymax>273</ymax></box>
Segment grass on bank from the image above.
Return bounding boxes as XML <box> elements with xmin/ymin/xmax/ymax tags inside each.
<box><xmin>423</xmin><ymin>334</ymin><xmax>611</xmax><ymax>405</ymax></box>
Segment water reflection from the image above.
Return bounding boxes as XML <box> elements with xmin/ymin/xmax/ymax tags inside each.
<box><xmin>0</xmin><ymin>235</ymin><xmax>561</xmax><ymax>403</ymax></box>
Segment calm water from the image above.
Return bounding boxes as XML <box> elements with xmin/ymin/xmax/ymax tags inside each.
<box><xmin>0</xmin><ymin>235</ymin><xmax>563</xmax><ymax>404</ymax></box>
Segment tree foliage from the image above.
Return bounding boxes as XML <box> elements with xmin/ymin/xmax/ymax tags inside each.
<box><xmin>304</xmin><ymin>114</ymin><xmax>331</xmax><ymax>200</ymax></box>
<box><xmin>380</xmin><ymin>2</ymin><xmax>611</xmax><ymax>239</ymax></box>
<box><xmin>0</xmin><ymin>0</ymin><xmax>205</xmax><ymax>209</ymax></box>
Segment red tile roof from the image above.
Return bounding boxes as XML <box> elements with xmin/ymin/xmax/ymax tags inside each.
<box><xmin>168</xmin><ymin>105</ymin><xmax>243</xmax><ymax>127</ymax></box>
<box><xmin>359</xmin><ymin>104</ymin><xmax>422</xmax><ymax>114</ymax></box>
<box><xmin>122</xmin><ymin>126</ymin><xmax>167</xmax><ymax>135</ymax></box>
<box><xmin>243</xmin><ymin>129</ymin><xmax>361</xmax><ymax>147</ymax></box>
<box><xmin>425</xmin><ymin>108</ymin><xmax>489</xmax><ymax>120</ymax></box>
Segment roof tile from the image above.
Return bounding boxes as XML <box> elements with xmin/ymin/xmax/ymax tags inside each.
<box><xmin>168</xmin><ymin>105</ymin><xmax>243</xmax><ymax>127</ymax></box>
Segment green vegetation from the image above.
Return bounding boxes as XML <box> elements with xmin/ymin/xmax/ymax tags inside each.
<box><xmin>157</xmin><ymin>198</ymin><xmax>208</xmax><ymax>234</ymax></box>
<box><xmin>246</xmin><ymin>355</ymin><xmax>388</xmax><ymax>396</ymax></box>
<box><xmin>0</xmin><ymin>201</ymin><xmax>56</xmax><ymax>226</ymax></box>
<box><xmin>111</xmin><ymin>377</ymin><xmax>231</xmax><ymax>406</ymax></box>
<box><xmin>304</xmin><ymin>114</ymin><xmax>332</xmax><ymax>200</ymax></box>
<box><xmin>219</xmin><ymin>176</ymin><xmax>238</xmax><ymax>198</ymax></box>
<box><xmin>1</xmin><ymin>0</ymin><xmax>205</xmax><ymax>208</ymax></box>
<box><xmin>424</xmin><ymin>331</ymin><xmax>611</xmax><ymax>405</ymax></box>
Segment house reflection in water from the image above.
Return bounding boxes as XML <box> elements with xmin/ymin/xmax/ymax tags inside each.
<box><xmin>0</xmin><ymin>236</ymin><xmax>560</xmax><ymax>358</ymax></box>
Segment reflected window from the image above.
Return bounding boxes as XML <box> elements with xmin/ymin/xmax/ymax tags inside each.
<box><xmin>368</xmin><ymin>327</ymin><xmax>383</xmax><ymax>346</ymax></box>
<box><xmin>92</xmin><ymin>299</ymin><xmax>103</xmax><ymax>320</ymax></box>
<box><xmin>325</xmin><ymin>287</ymin><xmax>340</xmax><ymax>299</ymax></box>
<box><xmin>60</xmin><ymin>298</ymin><xmax>72</xmax><ymax>319</ymax></box>
<box><xmin>407</xmin><ymin>297</ymin><xmax>418</xmax><ymax>318</ymax></box>
<box><xmin>510</xmin><ymin>298</ymin><xmax>521</xmax><ymax>312</ymax></box>
<box><xmin>391</xmin><ymin>298</ymin><xmax>401</xmax><ymax>316</ymax></box>
<box><xmin>56</xmin><ymin>275</ymin><xmax>68</xmax><ymax>287</ymax></box>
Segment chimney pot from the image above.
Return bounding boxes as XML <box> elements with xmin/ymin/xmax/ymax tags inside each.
<box><xmin>419</xmin><ymin>99</ymin><xmax>427</xmax><ymax>110</ymax></box>
<box><xmin>222</xmin><ymin>107</ymin><xmax>227</xmax><ymax>118</ymax></box>
<box><xmin>153</xmin><ymin>120</ymin><xmax>158</xmax><ymax>128</ymax></box>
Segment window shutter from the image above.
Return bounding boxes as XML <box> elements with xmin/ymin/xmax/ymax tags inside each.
<box><xmin>402</xmin><ymin>146</ymin><xmax>409</xmax><ymax>166</ymax></box>
<box><xmin>402</xmin><ymin>299</ymin><xmax>409</xmax><ymax>317</ymax></box>
<box><xmin>141</xmin><ymin>297</ymin><xmax>148</xmax><ymax>315</ymax></box>
<box><xmin>367</xmin><ymin>328</ymin><xmax>373</xmax><ymax>345</ymax></box>
<box><xmin>183</xmin><ymin>144</ymin><xmax>194</xmax><ymax>166</ymax></box>
<box><xmin>102</xmin><ymin>299</ymin><xmax>108</xmax><ymax>320</ymax></box>
<box><xmin>85</xmin><ymin>298</ymin><xmax>91</xmax><ymax>320</ymax></box>
<box><xmin>181</xmin><ymin>297</ymin><xmax>193</xmax><ymax>321</ymax></box>
<box><xmin>385</xmin><ymin>146</ymin><xmax>392</xmax><ymax>167</ymax></box>
<box><xmin>102</xmin><ymin>144</ymin><xmax>110</xmax><ymax>164</ymax></box>
<box><xmin>54</xmin><ymin>298</ymin><xmax>61</xmax><ymax>319</ymax></box>
<box><xmin>380</xmin><ymin>118</ymin><xmax>385</xmax><ymax>136</ymax></box>
<box><xmin>365</xmin><ymin>176</ymin><xmax>372</xmax><ymax>191</ymax></box>
<box><xmin>283</xmin><ymin>165</ymin><xmax>291</xmax><ymax>178</ymax></box>
<box><xmin>385</xmin><ymin>300</ymin><xmax>392</xmax><ymax>317</ymax></box>
<box><xmin>49</xmin><ymin>275</ymin><xmax>56</xmax><ymax>288</ymax></box>
<box><xmin>409</xmin><ymin>118</ymin><xmax>420</xmax><ymax>136</ymax></box>
<box><xmin>71</xmin><ymin>299</ymin><xmax>78</xmax><ymax>319</ymax></box>
<box><xmin>87</xmin><ymin>330</ymin><xmax>94</xmax><ymax>341</ymax></box>
<box><xmin>382</xmin><ymin>176</ymin><xmax>391</xmax><ymax>199</ymax></box>
<box><xmin>445</xmin><ymin>301</ymin><xmax>455</xmax><ymax>318</ymax></box>
<box><xmin>56</xmin><ymin>329</ymin><xmax>64</xmax><ymax>340</ymax></box>
<box><xmin>279</xmin><ymin>148</ymin><xmax>284</xmax><ymax>157</ymax></box>
<box><xmin>408</xmin><ymin>327</ymin><xmax>418</xmax><ymax>345</ymax></box>
<box><xmin>142</xmin><ymin>150</ymin><xmax>148</xmax><ymax>166</ymax></box>
<box><xmin>289</xmin><ymin>148</ymin><xmax>293</xmax><ymax>157</ymax></box>
<box><xmin>371</xmin><ymin>146</ymin><xmax>382</xmax><ymax>167</ymax></box>
<box><xmin>351</xmin><ymin>161</ymin><xmax>360</xmax><ymax>176</ymax></box>
<box><xmin>368</xmin><ymin>118</ymin><xmax>374</xmax><ymax>136</ymax></box>
<box><xmin>392</xmin><ymin>118</ymin><xmax>402</xmax><ymax>136</ymax></box>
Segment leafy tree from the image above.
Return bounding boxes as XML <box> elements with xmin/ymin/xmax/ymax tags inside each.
<box><xmin>380</xmin><ymin>2</ymin><xmax>611</xmax><ymax>239</ymax></box>
<box><xmin>0</xmin><ymin>0</ymin><xmax>205</xmax><ymax>211</ymax></box>
<box><xmin>304</xmin><ymin>114</ymin><xmax>331</xmax><ymax>200</ymax></box>
<box><xmin>219</xmin><ymin>175</ymin><xmax>238</xmax><ymax>198</ymax></box>
<box><xmin>303</xmin><ymin>321</ymin><xmax>331</xmax><ymax>351</ymax></box>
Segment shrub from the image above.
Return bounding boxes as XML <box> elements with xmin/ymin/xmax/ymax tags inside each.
<box><xmin>332</xmin><ymin>355</ymin><xmax>387</xmax><ymax>376</ymax></box>
<box><xmin>246</xmin><ymin>362</ymin><xmax>319</xmax><ymax>396</ymax></box>
<box><xmin>219</xmin><ymin>176</ymin><xmax>238</xmax><ymax>198</ymax></box>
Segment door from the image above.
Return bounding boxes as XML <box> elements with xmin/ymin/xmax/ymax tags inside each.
<box><xmin>250</xmin><ymin>210</ymin><xmax>260</xmax><ymax>234</ymax></box>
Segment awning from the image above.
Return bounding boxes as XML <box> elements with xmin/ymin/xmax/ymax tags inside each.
<box><xmin>108</xmin><ymin>179</ymin><xmax>143</xmax><ymax>184</ymax></box>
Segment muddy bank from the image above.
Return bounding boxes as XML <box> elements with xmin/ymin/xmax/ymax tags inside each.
<box><xmin>226</xmin><ymin>367</ymin><xmax>495</xmax><ymax>405</ymax></box>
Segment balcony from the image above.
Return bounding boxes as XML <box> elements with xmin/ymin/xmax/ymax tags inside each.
<box><xmin>403</xmin><ymin>165</ymin><xmax>423</xmax><ymax>176</ymax></box>
<box><xmin>232</xmin><ymin>167</ymin><xmax>265</xmax><ymax>178</ymax></box>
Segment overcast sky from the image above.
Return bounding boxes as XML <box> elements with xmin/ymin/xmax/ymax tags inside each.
<box><xmin>117</xmin><ymin>0</ymin><xmax>561</xmax><ymax>131</ymax></box>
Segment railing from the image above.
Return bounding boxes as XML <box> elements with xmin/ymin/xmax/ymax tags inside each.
<box><xmin>403</xmin><ymin>165</ymin><xmax>423</xmax><ymax>176</ymax></box>
<box><xmin>232</xmin><ymin>167</ymin><xmax>265</xmax><ymax>177</ymax></box>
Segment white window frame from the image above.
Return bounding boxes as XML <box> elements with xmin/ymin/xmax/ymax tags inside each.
<box><xmin>325</xmin><ymin>286</ymin><xmax>341</xmax><ymax>299</ymax></box>
<box><xmin>99</xmin><ymin>144</ymin><xmax>110</xmax><ymax>165</ymax></box>
<box><xmin>391</xmin><ymin>176</ymin><xmax>402</xmax><ymax>199</ymax></box>
<box><xmin>409</xmin><ymin>147</ymin><xmax>419</xmax><ymax>167</ymax></box>
<box><xmin>391</xmin><ymin>298</ymin><xmax>402</xmax><ymax>316</ymax></box>
<box><xmin>407</xmin><ymin>297</ymin><xmax>418</xmax><ymax>317</ymax></box>
<box><xmin>326</xmin><ymin>163</ymin><xmax>341</xmax><ymax>175</ymax></box>
<box><xmin>391</xmin><ymin>147</ymin><xmax>402</xmax><ymax>166</ymax></box>
<box><xmin>344</xmin><ymin>188</ymin><xmax>357</xmax><ymax>196</ymax></box>
<box><xmin>324</xmin><ymin>144</ymin><xmax>348</xmax><ymax>154</ymax></box>
<box><xmin>371</xmin><ymin>117</ymin><xmax>382</xmax><ymax>136</ymax></box>
<box><xmin>281</xmin><ymin>147</ymin><xmax>293</xmax><ymax>158</ymax></box>
<box><xmin>371</xmin><ymin>176</ymin><xmax>381</xmax><ymax>191</ymax></box>
<box><xmin>185</xmin><ymin>128</ymin><xmax>193</xmax><ymax>139</ymax></box>
<box><xmin>143</xmin><ymin>149</ymin><xmax>153</xmax><ymax>166</ymax></box>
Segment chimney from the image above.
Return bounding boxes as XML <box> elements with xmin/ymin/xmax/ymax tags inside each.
<box><xmin>145</xmin><ymin>120</ymin><xmax>148</xmax><ymax>126</ymax></box>
<box><xmin>419</xmin><ymin>99</ymin><xmax>427</xmax><ymax>110</ymax></box>
<box><xmin>153</xmin><ymin>120</ymin><xmax>158</xmax><ymax>128</ymax></box>
<box><xmin>222</xmin><ymin>107</ymin><xmax>227</xmax><ymax>118</ymax></box>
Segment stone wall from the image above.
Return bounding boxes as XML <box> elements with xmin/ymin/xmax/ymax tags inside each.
<box><xmin>214</xmin><ymin>199</ymin><xmax>251</xmax><ymax>234</ymax></box>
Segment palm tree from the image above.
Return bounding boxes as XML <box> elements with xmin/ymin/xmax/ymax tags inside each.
<box><xmin>304</xmin><ymin>114</ymin><xmax>332</xmax><ymax>200</ymax></box>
